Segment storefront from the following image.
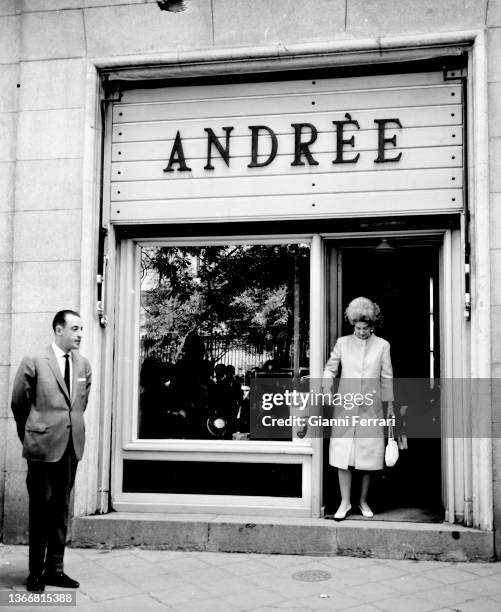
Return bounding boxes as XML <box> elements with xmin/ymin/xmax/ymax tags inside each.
<box><xmin>2</xmin><ymin>3</ymin><xmax>498</xmax><ymax>559</ymax></box>
<box><xmin>97</xmin><ymin>59</ymin><xmax>480</xmax><ymax>526</ymax></box>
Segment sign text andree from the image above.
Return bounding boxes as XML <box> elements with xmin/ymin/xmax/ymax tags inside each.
<box><xmin>163</xmin><ymin>114</ymin><xmax>402</xmax><ymax>173</ymax></box>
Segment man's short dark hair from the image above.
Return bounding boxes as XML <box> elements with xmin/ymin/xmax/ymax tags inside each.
<box><xmin>52</xmin><ymin>310</ymin><xmax>80</xmax><ymax>332</ymax></box>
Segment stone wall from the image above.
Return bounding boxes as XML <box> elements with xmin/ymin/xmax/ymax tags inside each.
<box><xmin>487</xmin><ymin>0</ymin><xmax>501</xmax><ymax>559</ymax></box>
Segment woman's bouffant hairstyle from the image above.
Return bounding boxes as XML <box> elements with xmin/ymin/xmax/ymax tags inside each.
<box><xmin>344</xmin><ymin>297</ymin><xmax>382</xmax><ymax>327</ymax></box>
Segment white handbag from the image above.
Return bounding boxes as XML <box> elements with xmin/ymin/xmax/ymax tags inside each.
<box><xmin>385</xmin><ymin>422</ymin><xmax>399</xmax><ymax>467</ymax></box>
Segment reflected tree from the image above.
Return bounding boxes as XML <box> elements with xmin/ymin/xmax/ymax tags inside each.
<box><xmin>140</xmin><ymin>244</ymin><xmax>310</xmax><ymax>367</ymax></box>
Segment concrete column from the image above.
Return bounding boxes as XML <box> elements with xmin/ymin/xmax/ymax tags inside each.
<box><xmin>0</xmin><ymin>3</ymin><xmax>20</xmax><ymax>542</ymax></box>
<box><xmin>3</xmin><ymin>6</ymin><xmax>87</xmax><ymax>543</ymax></box>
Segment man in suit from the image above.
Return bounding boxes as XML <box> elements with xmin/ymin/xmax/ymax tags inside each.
<box><xmin>11</xmin><ymin>310</ymin><xmax>92</xmax><ymax>592</ymax></box>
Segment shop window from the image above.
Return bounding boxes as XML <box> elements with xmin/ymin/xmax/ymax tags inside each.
<box><xmin>138</xmin><ymin>243</ymin><xmax>310</xmax><ymax>440</ymax></box>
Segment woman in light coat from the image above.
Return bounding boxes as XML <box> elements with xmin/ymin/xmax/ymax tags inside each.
<box><xmin>323</xmin><ymin>297</ymin><xmax>394</xmax><ymax>520</ymax></box>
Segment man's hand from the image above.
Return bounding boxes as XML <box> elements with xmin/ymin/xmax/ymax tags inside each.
<box><xmin>11</xmin><ymin>357</ymin><xmax>36</xmax><ymax>443</ymax></box>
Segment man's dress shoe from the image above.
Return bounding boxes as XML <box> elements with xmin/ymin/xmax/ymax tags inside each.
<box><xmin>43</xmin><ymin>572</ymin><xmax>80</xmax><ymax>589</ymax></box>
<box><xmin>26</xmin><ymin>574</ymin><xmax>45</xmax><ymax>592</ymax></box>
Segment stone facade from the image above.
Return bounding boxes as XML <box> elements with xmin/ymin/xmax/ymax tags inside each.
<box><xmin>1</xmin><ymin>0</ymin><xmax>499</xmax><ymax>555</ymax></box>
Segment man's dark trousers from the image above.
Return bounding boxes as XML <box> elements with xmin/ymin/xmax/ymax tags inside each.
<box><xmin>26</xmin><ymin>438</ymin><xmax>78</xmax><ymax>576</ymax></box>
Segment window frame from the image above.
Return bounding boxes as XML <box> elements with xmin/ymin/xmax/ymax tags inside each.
<box><xmin>111</xmin><ymin>234</ymin><xmax>317</xmax><ymax>516</ymax></box>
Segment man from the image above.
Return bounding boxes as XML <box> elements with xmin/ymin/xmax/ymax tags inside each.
<box><xmin>11</xmin><ymin>310</ymin><xmax>92</xmax><ymax>592</ymax></box>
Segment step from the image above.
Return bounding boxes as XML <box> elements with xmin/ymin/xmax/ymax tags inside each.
<box><xmin>71</xmin><ymin>513</ymin><xmax>494</xmax><ymax>562</ymax></box>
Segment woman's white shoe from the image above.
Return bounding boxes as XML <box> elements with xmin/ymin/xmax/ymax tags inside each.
<box><xmin>359</xmin><ymin>503</ymin><xmax>374</xmax><ymax>518</ymax></box>
<box><xmin>334</xmin><ymin>504</ymin><xmax>352</xmax><ymax>520</ymax></box>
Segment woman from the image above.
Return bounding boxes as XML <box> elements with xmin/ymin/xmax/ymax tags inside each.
<box><xmin>323</xmin><ymin>297</ymin><xmax>394</xmax><ymax>520</ymax></box>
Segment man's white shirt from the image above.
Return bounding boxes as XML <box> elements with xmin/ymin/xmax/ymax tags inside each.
<box><xmin>51</xmin><ymin>342</ymin><xmax>72</xmax><ymax>396</ymax></box>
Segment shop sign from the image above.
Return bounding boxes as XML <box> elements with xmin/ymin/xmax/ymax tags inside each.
<box><xmin>110</xmin><ymin>71</ymin><xmax>463</xmax><ymax>223</ymax></box>
<box><xmin>163</xmin><ymin>116</ymin><xmax>402</xmax><ymax>173</ymax></box>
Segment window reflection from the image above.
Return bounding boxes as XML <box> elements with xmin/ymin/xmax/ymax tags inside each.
<box><xmin>138</xmin><ymin>243</ymin><xmax>310</xmax><ymax>440</ymax></box>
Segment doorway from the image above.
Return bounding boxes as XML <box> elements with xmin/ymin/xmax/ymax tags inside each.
<box><xmin>323</xmin><ymin>236</ymin><xmax>444</xmax><ymax>521</ymax></box>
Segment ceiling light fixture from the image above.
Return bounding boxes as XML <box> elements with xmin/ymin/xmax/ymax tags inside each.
<box><xmin>374</xmin><ymin>238</ymin><xmax>396</xmax><ymax>254</ymax></box>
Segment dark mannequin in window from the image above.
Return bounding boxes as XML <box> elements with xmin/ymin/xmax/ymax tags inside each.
<box><xmin>209</xmin><ymin>364</ymin><xmax>244</xmax><ymax>437</ymax></box>
<box><xmin>208</xmin><ymin>364</ymin><xmax>233</xmax><ymax>438</ymax></box>
<box><xmin>139</xmin><ymin>356</ymin><xmax>170</xmax><ymax>438</ymax></box>
<box><xmin>226</xmin><ymin>364</ymin><xmax>244</xmax><ymax>430</ymax></box>
<box><xmin>168</xmin><ymin>331</ymin><xmax>213</xmax><ymax>439</ymax></box>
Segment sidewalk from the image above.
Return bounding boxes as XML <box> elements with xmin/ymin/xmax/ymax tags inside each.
<box><xmin>1</xmin><ymin>545</ymin><xmax>501</xmax><ymax>612</ymax></box>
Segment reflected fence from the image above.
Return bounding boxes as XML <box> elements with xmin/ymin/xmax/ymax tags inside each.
<box><xmin>141</xmin><ymin>333</ymin><xmax>284</xmax><ymax>374</ymax></box>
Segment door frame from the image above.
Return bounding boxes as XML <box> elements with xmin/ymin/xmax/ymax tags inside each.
<box><xmin>313</xmin><ymin>228</ymin><xmax>467</xmax><ymax>523</ymax></box>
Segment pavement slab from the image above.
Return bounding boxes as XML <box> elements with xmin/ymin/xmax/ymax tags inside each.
<box><xmin>371</xmin><ymin>594</ymin><xmax>438</xmax><ymax>612</ymax></box>
<box><xmin>0</xmin><ymin>544</ymin><xmax>500</xmax><ymax>611</ymax></box>
<box><xmin>450</xmin><ymin>600</ymin><xmax>501</xmax><ymax>612</ymax></box>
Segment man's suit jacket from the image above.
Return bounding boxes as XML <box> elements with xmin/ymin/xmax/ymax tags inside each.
<box><xmin>11</xmin><ymin>346</ymin><xmax>92</xmax><ymax>462</ymax></box>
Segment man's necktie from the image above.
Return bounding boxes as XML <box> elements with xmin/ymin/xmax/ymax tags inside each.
<box><xmin>64</xmin><ymin>354</ymin><xmax>71</xmax><ymax>395</ymax></box>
